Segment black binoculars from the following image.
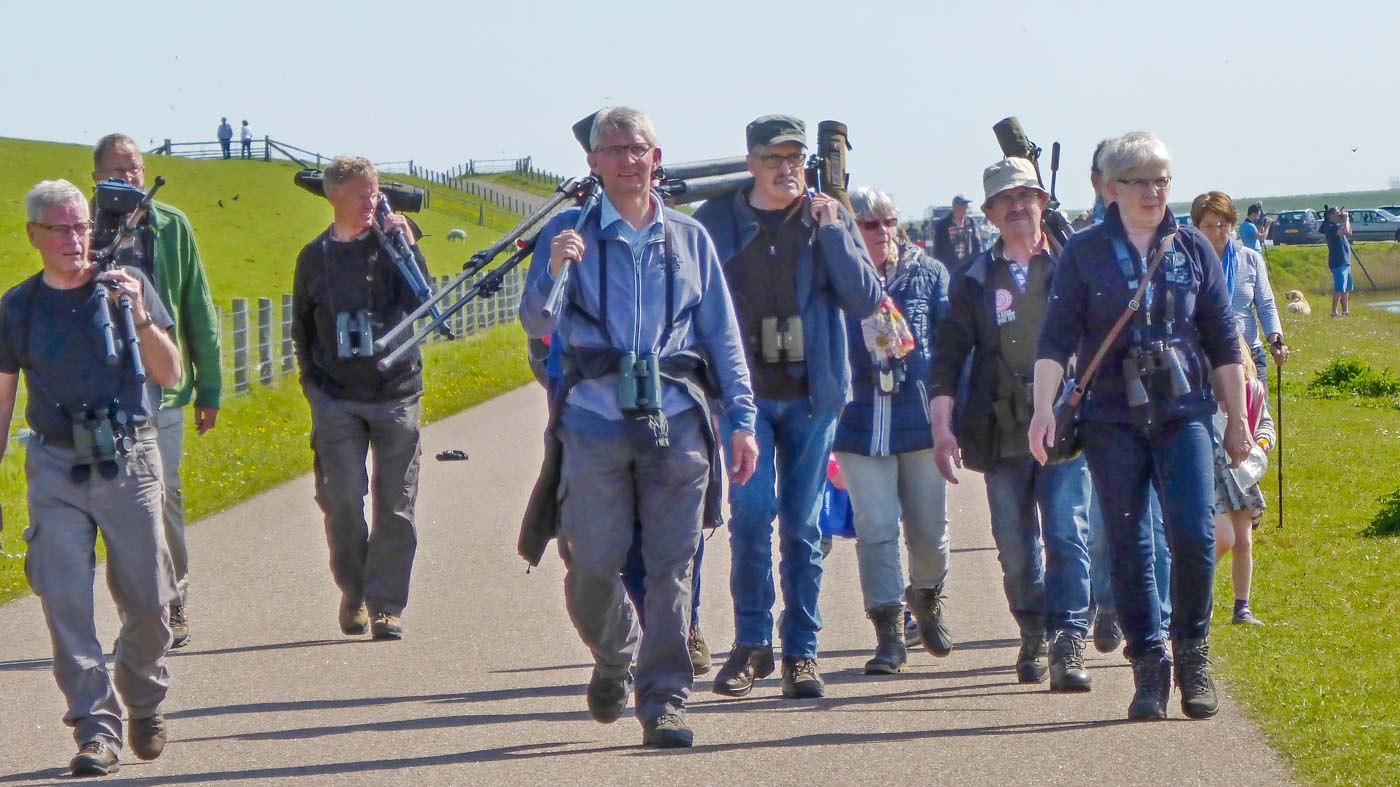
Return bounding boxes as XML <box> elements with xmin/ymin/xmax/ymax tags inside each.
<box><xmin>617</xmin><ymin>352</ymin><xmax>662</xmax><ymax>412</ymax></box>
<box><xmin>70</xmin><ymin>408</ymin><xmax>134</xmax><ymax>483</ymax></box>
<box><xmin>336</xmin><ymin>309</ymin><xmax>375</xmax><ymax>359</ymax></box>
<box><xmin>1123</xmin><ymin>341</ymin><xmax>1192</xmax><ymax>409</ymax></box>
<box><xmin>760</xmin><ymin>316</ymin><xmax>804</xmax><ymax>364</ymax></box>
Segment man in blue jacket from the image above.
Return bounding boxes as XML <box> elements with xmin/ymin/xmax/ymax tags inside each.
<box><xmin>695</xmin><ymin>115</ymin><xmax>881</xmax><ymax>700</ymax></box>
<box><xmin>520</xmin><ymin>106</ymin><xmax>758</xmax><ymax>749</ymax></box>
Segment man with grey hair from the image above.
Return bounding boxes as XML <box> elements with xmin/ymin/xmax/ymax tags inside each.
<box><xmin>1</xmin><ymin>179</ymin><xmax>183</xmax><ymax>775</ymax></box>
<box><xmin>520</xmin><ymin>106</ymin><xmax>758</xmax><ymax>748</ymax></box>
<box><xmin>930</xmin><ymin>157</ymin><xmax>1094</xmax><ymax>694</ymax></box>
<box><xmin>293</xmin><ymin>154</ymin><xmax>429</xmax><ymax>642</ymax></box>
<box><xmin>92</xmin><ymin>133</ymin><xmax>222</xmax><ymax>650</ymax></box>
<box><xmin>695</xmin><ymin>114</ymin><xmax>881</xmax><ymax>701</ymax></box>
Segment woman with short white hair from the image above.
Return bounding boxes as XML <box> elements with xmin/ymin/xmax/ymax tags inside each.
<box><xmin>1029</xmin><ymin>132</ymin><xmax>1253</xmax><ymax>721</ymax></box>
<box><xmin>832</xmin><ymin>186</ymin><xmax>953</xmax><ymax>674</ymax></box>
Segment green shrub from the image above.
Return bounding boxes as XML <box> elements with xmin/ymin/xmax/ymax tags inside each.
<box><xmin>1307</xmin><ymin>358</ymin><xmax>1400</xmax><ymax>398</ymax></box>
<box><xmin>1363</xmin><ymin>488</ymin><xmax>1400</xmax><ymax>537</ymax></box>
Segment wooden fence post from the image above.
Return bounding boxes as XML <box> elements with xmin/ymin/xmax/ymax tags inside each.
<box><xmin>257</xmin><ymin>297</ymin><xmax>273</xmax><ymax>386</ymax></box>
<box><xmin>478</xmin><ymin>205</ymin><xmax>485</xmax><ymax>226</ymax></box>
<box><xmin>232</xmin><ymin>299</ymin><xmax>249</xmax><ymax>394</ymax></box>
<box><xmin>281</xmin><ymin>294</ymin><xmax>294</xmax><ymax>373</ymax></box>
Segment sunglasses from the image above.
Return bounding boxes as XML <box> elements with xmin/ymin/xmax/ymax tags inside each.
<box><xmin>859</xmin><ymin>218</ymin><xmax>899</xmax><ymax>231</ymax></box>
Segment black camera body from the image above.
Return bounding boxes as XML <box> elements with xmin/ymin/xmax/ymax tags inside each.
<box><xmin>92</xmin><ymin>178</ymin><xmax>147</xmax><ymax>249</ymax></box>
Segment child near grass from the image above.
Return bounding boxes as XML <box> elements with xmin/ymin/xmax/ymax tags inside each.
<box><xmin>1213</xmin><ymin>334</ymin><xmax>1275</xmax><ymax>625</ymax></box>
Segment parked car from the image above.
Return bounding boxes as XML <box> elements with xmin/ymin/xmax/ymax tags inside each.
<box><xmin>1378</xmin><ymin>205</ymin><xmax>1400</xmax><ymax>215</ymax></box>
<box><xmin>1272</xmin><ymin>209</ymin><xmax>1323</xmax><ymax>245</ymax></box>
<box><xmin>1347</xmin><ymin>208</ymin><xmax>1400</xmax><ymax>241</ymax></box>
<box><xmin>1174</xmin><ymin>213</ymin><xmax>1194</xmax><ymax>227</ymax></box>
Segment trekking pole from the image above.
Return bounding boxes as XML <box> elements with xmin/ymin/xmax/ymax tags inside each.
<box><xmin>1277</xmin><ymin>361</ymin><xmax>1284</xmax><ymax>529</ymax></box>
<box><xmin>1348</xmin><ymin>240</ymin><xmax>1379</xmax><ymax>291</ymax></box>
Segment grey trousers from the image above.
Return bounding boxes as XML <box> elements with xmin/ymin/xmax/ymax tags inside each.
<box><xmin>155</xmin><ymin>406</ymin><xmax>188</xmax><ymax>606</ymax></box>
<box><xmin>557</xmin><ymin>408</ymin><xmax>708</xmax><ymax>724</ymax></box>
<box><xmin>307</xmin><ymin>387</ymin><xmax>422</xmax><ymax>616</ymax></box>
<box><xmin>24</xmin><ymin>434</ymin><xmax>175</xmax><ymax>749</ymax></box>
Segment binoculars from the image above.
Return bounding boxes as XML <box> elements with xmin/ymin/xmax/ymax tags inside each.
<box><xmin>617</xmin><ymin>352</ymin><xmax>662</xmax><ymax>412</ymax></box>
<box><xmin>70</xmin><ymin>408</ymin><xmax>133</xmax><ymax>483</ymax></box>
<box><xmin>761</xmin><ymin>316</ymin><xmax>804</xmax><ymax>364</ymax></box>
<box><xmin>336</xmin><ymin>309</ymin><xmax>375</xmax><ymax>359</ymax></box>
<box><xmin>872</xmin><ymin>359</ymin><xmax>907</xmax><ymax>396</ymax></box>
<box><xmin>1123</xmin><ymin>341</ymin><xmax>1192</xmax><ymax>410</ymax></box>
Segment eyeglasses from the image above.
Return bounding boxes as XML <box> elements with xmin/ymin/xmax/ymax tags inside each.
<box><xmin>31</xmin><ymin>221</ymin><xmax>93</xmax><ymax>236</ymax></box>
<box><xmin>1116</xmin><ymin>176</ymin><xmax>1172</xmax><ymax>192</ymax></box>
<box><xmin>757</xmin><ymin>152</ymin><xmax>806</xmax><ymax>169</ymax></box>
<box><xmin>596</xmin><ymin>144</ymin><xmax>654</xmax><ymax>162</ymax></box>
<box><xmin>1197</xmin><ymin>221</ymin><xmax>1233</xmax><ymax>230</ymax></box>
<box><xmin>859</xmin><ymin>218</ymin><xmax>899</xmax><ymax>230</ymax></box>
<box><xmin>992</xmin><ymin>190</ymin><xmax>1043</xmax><ymax>206</ymax></box>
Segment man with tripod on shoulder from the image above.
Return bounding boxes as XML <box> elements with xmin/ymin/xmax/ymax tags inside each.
<box><xmin>1</xmin><ymin>179</ymin><xmax>183</xmax><ymax>776</ymax></box>
<box><xmin>91</xmin><ymin>133</ymin><xmax>222</xmax><ymax>650</ymax></box>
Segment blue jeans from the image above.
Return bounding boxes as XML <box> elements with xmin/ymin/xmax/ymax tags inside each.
<box><xmin>1082</xmin><ymin>416</ymin><xmax>1216</xmax><ymax>659</ymax></box>
<box><xmin>623</xmin><ymin>532</ymin><xmax>704</xmax><ymax>628</ymax></box>
<box><xmin>1088</xmin><ymin>486</ymin><xmax>1170</xmax><ymax>637</ymax></box>
<box><xmin>722</xmin><ymin>397</ymin><xmax>837</xmax><ymax>659</ymax></box>
<box><xmin>982</xmin><ymin>454</ymin><xmax>1092</xmax><ymax>638</ymax></box>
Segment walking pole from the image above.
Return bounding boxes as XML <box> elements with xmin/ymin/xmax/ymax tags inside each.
<box><xmin>1277</xmin><ymin>361</ymin><xmax>1284</xmax><ymax>529</ymax></box>
<box><xmin>1348</xmin><ymin>241</ymin><xmax>1379</xmax><ymax>291</ymax></box>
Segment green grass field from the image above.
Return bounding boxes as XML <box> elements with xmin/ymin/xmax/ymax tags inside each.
<box><xmin>1168</xmin><ymin>187</ymin><xmax>1400</xmax><ymax>215</ymax></box>
<box><xmin>1265</xmin><ymin>242</ymin><xmax>1400</xmax><ymax>294</ymax></box>
<box><xmin>470</xmin><ymin>171</ymin><xmax>561</xmax><ymax>197</ymax></box>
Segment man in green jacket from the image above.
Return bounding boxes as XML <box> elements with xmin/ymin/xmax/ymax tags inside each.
<box><xmin>92</xmin><ymin>134</ymin><xmax>223</xmax><ymax>648</ymax></box>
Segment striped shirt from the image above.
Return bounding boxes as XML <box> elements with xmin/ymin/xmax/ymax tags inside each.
<box><xmin>1230</xmin><ymin>242</ymin><xmax>1282</xmax><ymax>348</ymax></box>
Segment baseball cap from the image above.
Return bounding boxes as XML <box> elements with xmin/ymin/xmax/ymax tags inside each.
<box><xmin>980</xmin><ymin>158</ymin><xmax>1047</xmax><ymax>210</ymax></box>
<box><xmin>952</xmin><ymin>195</ymin><xmax>972</xmax><ymax>207</ymax></box>
<box><xmin>746</xmin><ymin>115</ymin><xmax>806</xmax><ymax>152</ymax></box>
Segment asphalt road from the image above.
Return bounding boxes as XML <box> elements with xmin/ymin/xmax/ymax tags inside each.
<box><xmin>0</xmin><ymin>386</ymin><xmax>1292</xmax><ymax>785</ymax></box>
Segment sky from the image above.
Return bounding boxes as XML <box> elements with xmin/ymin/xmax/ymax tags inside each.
<box><xmin>3</xmin><ymin>0</ymin><xmax>1398</xmax><ymax>216</ymax></box>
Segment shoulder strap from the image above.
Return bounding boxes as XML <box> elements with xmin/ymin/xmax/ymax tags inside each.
<box><xmin>1067</xmin><ymin>232</ymin><xmax>1177</xmax><ymax>407</ymax></box>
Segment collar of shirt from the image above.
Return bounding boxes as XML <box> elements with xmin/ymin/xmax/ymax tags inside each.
<box><xmin>599</xmin><ymin>190</ymin><xmax>664</xmax><ymax>258</ymax></box>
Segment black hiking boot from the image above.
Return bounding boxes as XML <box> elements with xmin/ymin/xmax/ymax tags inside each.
<box><xmin>1015</xmin><ymin>633</ymin><xmax>1048</xmax><ymax>684</ymax></box>
<box><xmin>70</xmin><ymin>740</ymin><xmax>119</xmax><ymax>777</ymax></box>
<box><xmin>712</xmin><ymin>644</ymin><xmax>775</xmax><ymax>697</ymax></box>
<box><xmin>1174</xmin><ymin>637</ymin><xmax>1220</xmax><ymax>719</ymax></box>
<box><xmin>863</xmin><ymin>605</ymin><xmax>907</xmax><ymax>675</ymax></box>
<box><xmin>1128</xmin><ymin>650</ymin><xmax>1172</xmax><ymax>721</ymax></box>
<box><xmin>1092</xmin><ymin>608</ymin><xmax>1123</xmax><ymax>653</ymax></box>
<box><xmin>1048</xmin><ymin>631</ymin><xmax>1092</xmax><ymax>692</ymax></box>
<box><xmin>905</xmin><ymin>584</ymin><xmax>953</xmax><ymax>656</ymax></box>
<box><xmin>642</xmin><ymin>713</ymin><xmax>694</xmax><ymax>748</ymax></box>
<box><xmin>586</xmin><ymin>666</ymin><xmax>634</xmax><ymax>723</ymax></box>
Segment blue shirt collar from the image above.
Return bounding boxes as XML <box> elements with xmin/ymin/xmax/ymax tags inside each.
<box><xmin>599</xmin><ymin>190</ymin><xmax>663</xmax><ymax>238</ymax></box>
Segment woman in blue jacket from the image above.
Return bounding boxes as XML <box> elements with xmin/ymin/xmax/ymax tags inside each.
<box><xmin>833</xmin><ymin>187</ymin><xmax>952</xmax><ymax>674</ymax></box>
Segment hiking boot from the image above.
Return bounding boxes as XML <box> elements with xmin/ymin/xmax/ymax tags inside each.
<box><xmin>712</xmin><ymin>644</ymin><xmax>775</xmax><ymax>697</ymax></box>
<box><xmin>370</xmin><ymin>612</ymin><xmax>403</xmax><ymax>641</ymax></box>
<box><xmin>863</xmin><ymin>605</ymin><xmax>907</xmax><ymax>675</ymax></box>
<box><xmin>1048</xmin><ymin>631</ymin><xmax>1092</xmax><ymax>692</ymax></box>
<box><xmin>642</xmin><ymin>712</ymin><xmax>694</xmax><ymax>748</ymax></box>
<box><xmin>339</xmin><ymin>595</ymin><xmax>368</xmax><ymax>636</ymax></box>
<box><xmin>1128</xmin><ymin>650</ymin><xmax>1172</xmax><ymax>721</ymax></box>
<box><xmin>70</xmin><ymin>740</ymin><xmax>119</xmax><ymax>776</ymax></box>
<box><xmin>904</xmin><ymin>609</ymin><xmax>922</xmax><ymax>648</ymax></box>
<box><xmin>1015</xmin><ymin>633</ymin><xmax>1048</xmax><ymax>684</ymax></box>
<box><xmin>1232</xmin><ymin>606</ymin><xmax>1265</xmax><ymax>626</ymax></box>
<box><xmin>781</xmin><ymin>657</ymin><xmax>825</xmax><ymax>699</ymax></box>
<box><xmin>905</xmin><ymin>584</ymin><xmax>953</xmax><ymax>656</ymax></box>
<box><xmin>129</xmin><ymin>713</ymin><xmax>167</xmax><ymax>761</ymax></box>
<box><xmin>1092</xmin><ymin>608</ymin><xmax>1123</xmax><ymax>653</ymax></box>
<box><xmin>688</xmin><ymin>626</ymin><xmax>712</xmax><ymax>676</ymax></box>
<box><xmin>586</xmin><ymin>666</ymin><xmax>633</xmax><ymax>724</ymax></box>
<box><xmin>169</xmin><ymin>604</ymin><xmax>190</xmax><ymax>650</ymax></box>
<box><xmin>1174</xmin><ymin>637</ymin><xmax>1220</xmax><ymax>719</ymax></box>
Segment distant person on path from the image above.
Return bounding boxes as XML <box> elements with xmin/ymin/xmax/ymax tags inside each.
<box><xmin>1321</xmin><ymin>206</ymin><xmax>1353</xmax><ymax>316</ymax></box>
<box><xmin>217</xmin><ymin>117</ymin><xmax>233</xmax><ymax>159</ymax></box>
<box><xmin>1191</xmin><ymin>190</ymin><xmax>1289</xmax><ymax>394</ymax></box>
<box><xmin>931</xmin><ymin>157</ymin><xmax>1094</xmax><ymax>694</ymax></box>
<box><xmin>240</xmin><ymin>120</ymin><xmax>253</xmax><ymax>160</ymax></box>
<box><xmin>1238</xmin><ymin>203</ymin><xmax>1270</xmax><ymax>254</ymax></box>
<box><xmin>695</xmin><ymin>114</ymin><xmax>881</xmax><ymax>703</ymax></box>
<box><xmin>1030</xmin><ymin>131</ymin><xmax>1251</xmax><ymax>722</ymax></box>
<box><xmin>833</xmin><ymin>186</ymin><xmax>952</xmax><ymax>675</ymax></box>
<box><xmin>0</xmin><ymin>179</ymin><xmax>183</xmax><ymax>776</ymax></box>
<box><xmin>519</xmin><ymin>106</ymin><xmax>758</xmax><ymax>749</ymax></box>
<box><xmin>1212</xmin><ymin>335</ymin><xmax>1275</xmax><ymax>626</ymax></box>
<box><xmin>92</xmin><ymin>133</ymin><xmax>223</xmax><ymax>650</ymax></box>
<box><xmin>931</xmin><ymin>194</ymin><xmax>983</xmax><ymax>272</ymax></box>
<box><xmin>292</xmin><ymin>155</ymin><xmax>428</xmax><ymax>643</ymax></box>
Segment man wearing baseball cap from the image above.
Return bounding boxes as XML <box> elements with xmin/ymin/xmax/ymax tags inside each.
<box><xmin>928</xmin><ymin>157</ymin><xmax>1094</xmax><ymax>694</ymax></box>
<box><xmin>931</xmin><ymin>193</ymin><xmax>983</xmax><ymax>272</ymax></box>
<box><xmin>695</xmin><ymin>114</ymin><xmax>881</xmax><ymax>701</ymax></box>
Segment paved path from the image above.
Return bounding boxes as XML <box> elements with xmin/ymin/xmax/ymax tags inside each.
<box><xmin>0</xmin><ymin>386</ymin><xmax>1291</xmax><ymax>785</ymax></box>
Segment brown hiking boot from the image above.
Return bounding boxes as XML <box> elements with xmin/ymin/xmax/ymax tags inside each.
<box><xmin>688</xmin><ymin>626</ymin><xmax>712</xmax><ymax>675</ymax></box>
<box><xmin>129</xmin><ymin>714</ymin><xmax>167</xmax><ymax>761</ymax></box>
<box><xmin>339</xmin><ymin>595</ymin><xmax>369</xmax><ymax>635</ymax></box>
<box><xmin>70</xmin><ymin>740</ymin><xmax>119</xmax><ymax>776</ymax></box>
<box><xmin>371</xmin><ymin>612</ymin><xmax>403</xmax><ymax>641</ymax></box>
<box><xmin>169</xmin><ymin>604</ymin><xmax>190</xmax><ymax>649</ymax></box>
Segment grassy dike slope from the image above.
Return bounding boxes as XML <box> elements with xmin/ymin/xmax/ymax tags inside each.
<box><xmin>0</xmin><ymin>138</ymin><xmax>534</xmax><ymax>603</ymax></box>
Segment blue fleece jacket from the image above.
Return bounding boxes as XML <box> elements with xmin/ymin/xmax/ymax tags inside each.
<box><xmin>693</xmin><ymin>189</ymin><xmax>882</xmax><ymax>417</ymax></box>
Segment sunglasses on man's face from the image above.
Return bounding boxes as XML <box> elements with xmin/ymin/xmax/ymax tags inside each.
<box><xmin>859</xmin><ymin>218</ymin><xmax>899</xmax><ymax>231</ymax></box>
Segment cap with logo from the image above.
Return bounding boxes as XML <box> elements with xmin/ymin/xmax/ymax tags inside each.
<box><xmin>746</xmin><ymin>115</ymin><xmax>806</xmax><ymax>152</ymax></box>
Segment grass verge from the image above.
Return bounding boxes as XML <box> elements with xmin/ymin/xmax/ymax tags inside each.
<box><xmin>0</xmin><ymin>323</ymin><xmax>532</xmax><ymax>605</ymax></box>
<box><xmin>1210</xmin><ymin>292</ymin><xmax>1399</xmax><ymax>785</ymax></box>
